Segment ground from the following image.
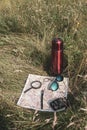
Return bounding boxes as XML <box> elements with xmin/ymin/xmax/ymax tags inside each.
<box><xmin>0</xmin><ymin>34</ymin><xmax>87</xmax><ymax>130</ymax></box>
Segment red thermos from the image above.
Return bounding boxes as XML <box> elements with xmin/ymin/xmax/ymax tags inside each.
<box><xmin>52</xmin><ymin>38</ymin><xmax>63</xmax><ymax>75</ymax></box>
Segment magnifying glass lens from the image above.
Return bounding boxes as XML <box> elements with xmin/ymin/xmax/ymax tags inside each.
<box><xmin>31</xmin><ymin>81</ymin><xmax>42</xmax><ymax>89</ymax></box>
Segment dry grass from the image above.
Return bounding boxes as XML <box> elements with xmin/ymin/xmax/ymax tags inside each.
<box><xmin>0</xmin><ymin>0</ymin><xmax>87</xmax><ymax>130</ymax></box>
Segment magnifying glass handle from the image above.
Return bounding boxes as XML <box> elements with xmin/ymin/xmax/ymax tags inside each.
<box><xmin>24</xmin><ymin>87</ymin><xmax>32</xmax><ymax>93</ymax></box>
<box><xmin>41</xmin><ymin>90</ymin><xmax>44</xmax><ymax>109</ymax></box>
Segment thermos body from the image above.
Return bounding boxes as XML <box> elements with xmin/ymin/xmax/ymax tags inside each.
<box><xmin>52</xmin><ymin>38</ymin><xmax>63</xmax><ymax>75</ymax></box>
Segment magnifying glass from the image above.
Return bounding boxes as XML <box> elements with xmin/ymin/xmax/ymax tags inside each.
<box><xmin>24</xmin><ymin>80</ymin><xmax>42</xmax><ymax>93</ymax></box>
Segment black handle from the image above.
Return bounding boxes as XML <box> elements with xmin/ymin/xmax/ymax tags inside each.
<box><xmin>41</xmin><ymin>90</ymin><xmax>44</xmax><ymax>109</ymax></box>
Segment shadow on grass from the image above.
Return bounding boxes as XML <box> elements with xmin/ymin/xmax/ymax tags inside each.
<box><xmin>0</xmin><ymin>102</ymin><xmax>14</xmax><ymax>130</ymax></box>
<box><xmin>67</xmin><ymin>92</ymin><xmax>82</xmax><ymax>111</ymax></box>
<box><xmin>43</xmin><ymin>53</ymin><xmax>68</xmax><ymax>76</ymax></box>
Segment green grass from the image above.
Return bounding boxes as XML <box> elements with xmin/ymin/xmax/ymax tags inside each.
<box><xmin>0</xmin><ymin>0</ymin><xmax>87</xmax><ymax>130</ymax></box>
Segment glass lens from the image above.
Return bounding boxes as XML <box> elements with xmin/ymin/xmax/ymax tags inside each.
<box><xmin>56</xmin><ymin>75</ymin><xmax>63</xmax><ymax>82</ymax></box>
<box><xmin>50</xmin><ymin>81</ymin><xmax>59</xmax><ymax>91</ymax></box>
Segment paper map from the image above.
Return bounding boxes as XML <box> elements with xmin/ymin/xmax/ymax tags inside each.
<box><xmin>17</xmin><ymin>74</ymin><xmax>69</xmax><ymax>112</ymax></box>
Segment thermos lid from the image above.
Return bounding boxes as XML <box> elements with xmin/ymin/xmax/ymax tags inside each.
<box><xmin>52</xmin><ymin>38</ymin><xmax>63</xmax><ymax>50</ymax></box>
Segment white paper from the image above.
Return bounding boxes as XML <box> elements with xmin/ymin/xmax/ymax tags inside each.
<box><xmin>17</xmin><ymin>74</ymin><xmax>69</xmax><ymax>112</ymax></box>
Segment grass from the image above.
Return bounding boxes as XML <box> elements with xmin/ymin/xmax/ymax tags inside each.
<box><xmin>0</xmin><ymin>0</ymin><xmax>87</xmax><ymax>130</ymax></box>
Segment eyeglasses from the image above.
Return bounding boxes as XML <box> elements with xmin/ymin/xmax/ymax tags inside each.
<box><xmin>48</xmin><ymin>75</ymin><xmax>63</xmax><ymax>91</ymax></box>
